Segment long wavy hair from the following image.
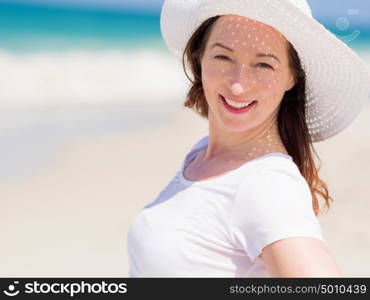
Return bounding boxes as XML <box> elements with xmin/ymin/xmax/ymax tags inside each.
<box><xmin>182</xmin><ymin>16</ymin><xmax>333</xmax><ymax>216</ymax></box>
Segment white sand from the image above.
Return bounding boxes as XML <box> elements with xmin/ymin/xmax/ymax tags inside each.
<box><xmin>0</xmin><ymin>103</ymin><xmax>369</xmax><ymax>277</ymax></box>
<box><xmin>0</xmin><ymin>49</ymin><xmax>188</xmax><ymax>109</ymax></box>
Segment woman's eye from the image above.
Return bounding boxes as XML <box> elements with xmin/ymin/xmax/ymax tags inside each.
<box><xmin>214</xmin><ymin>55</ymin><xmax>229</xmax><ymax>61</ymax></box>
<box><xmin>257</xmin><ymin>63</ymin><xmax>273</xmax><ymax>69</ymax></box>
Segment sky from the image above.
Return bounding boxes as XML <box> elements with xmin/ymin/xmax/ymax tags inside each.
<box><xmin>0</xmin><ymin>0</ymin><xmax>368</xmax><ymax>23</ymax></box>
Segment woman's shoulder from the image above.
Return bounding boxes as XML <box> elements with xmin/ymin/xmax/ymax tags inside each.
<box><xmin>231</xmin><ymin>159</ymin><xmax>315</xmax><ymax>233</ymax></box>
<box><xmin>235</xmin><ymin>155</ymin><xmax>310</xmax><ymax>198</ymax></box>
<box><xmin>256</xmin><ymin>156</ymin><xmax>304</xmax><ymax>180</ymax></box>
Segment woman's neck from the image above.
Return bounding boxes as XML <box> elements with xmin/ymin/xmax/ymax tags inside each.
<box><xmin>203</xmin><ymin>118</ymin><xmax>288</xmax><ymax>163</ymax></box>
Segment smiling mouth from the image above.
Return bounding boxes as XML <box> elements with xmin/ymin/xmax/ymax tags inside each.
<box><xmin>219</xmin><ymin>95</ymin><xmax>257</xmax><ymax>114</ymax></box>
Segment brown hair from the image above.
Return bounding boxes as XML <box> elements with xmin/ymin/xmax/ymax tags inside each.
<box><xmin>182</xmin><ymin>16</ymin><xmax>333</xmax><ymax>216</ymax></box>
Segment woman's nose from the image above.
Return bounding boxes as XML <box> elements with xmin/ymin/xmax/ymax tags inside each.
<box><xmin>231</xmin><ymin>83</ymin><xmax>244</xmax><ymax>95</ymax></box>
<box><xmin>229</xmin><ymin>64</ymin><xmax>251</xmax><ymax>95</ymax></box>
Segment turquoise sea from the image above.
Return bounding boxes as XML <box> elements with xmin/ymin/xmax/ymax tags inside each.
<box><xmin>0</xmin><ymin>1</ymin><xmax>165</xmax><ymax>53</ymax></box>
<box><xmin>0</xmin><ymin>1</ymin><xmax>369</xmax><ymax>53</ymax></box>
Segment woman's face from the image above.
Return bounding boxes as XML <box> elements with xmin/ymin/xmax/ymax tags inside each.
<box><xmin>200</xmin><ymin>15</ymin><xmax>296</xmax><ymax>132</ymax></box>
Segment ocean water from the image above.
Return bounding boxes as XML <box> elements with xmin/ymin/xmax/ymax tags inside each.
<box><xmin>0</xmin><ymin>1</ymin><xmax>368</xmax><ymax>53</ymax></box>
<box><xmin>0</xmin><ymin>2</ymin><xmax>164</xmax><ymax>53</ymax></box>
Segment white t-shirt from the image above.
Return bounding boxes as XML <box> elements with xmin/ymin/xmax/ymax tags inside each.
<box><xmin>127</xmin><ymin>135</ymin><xmax>326</xmax><ymax>277</ymax></box>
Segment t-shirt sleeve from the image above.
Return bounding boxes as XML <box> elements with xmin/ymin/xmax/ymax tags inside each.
<box><xmin>230</xmin><ymin>168</ymin><xmax>326</xmax><ymax>262</ymax></box>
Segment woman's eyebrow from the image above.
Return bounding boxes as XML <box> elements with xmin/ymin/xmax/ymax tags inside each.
<box><xmin>211</xmin><ymin>42</ymin><xmax>281</xmax><ymax>63</ymax></box>
<box><xmin>256</xmin><ymin>53</ymin><xmax>281</xmax><ymax>63</ymax></box>
<box><xmin>211</xmin><ymin>42</ymin><xmax>233</xmax><ymax>52</ymax></box>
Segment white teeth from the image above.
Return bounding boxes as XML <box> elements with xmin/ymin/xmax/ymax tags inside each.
<box><xmin>224</xmin><ymin>97</ymin><xmax>254</xmax><ymax>108</ymax></box>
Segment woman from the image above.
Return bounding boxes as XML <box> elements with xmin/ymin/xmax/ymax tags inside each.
<box><xmin>127</xmin><ymin>0</ymin><xmax>370</xmax><ymax>277</ymax></box>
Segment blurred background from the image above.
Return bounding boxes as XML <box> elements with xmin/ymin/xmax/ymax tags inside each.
<box><xmin>0</xmin><ymin>0</ymin><xmax>369</xmax><ymax>277</ymax></box>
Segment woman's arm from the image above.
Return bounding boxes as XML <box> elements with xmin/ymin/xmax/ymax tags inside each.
<box><xmin>260</xmin><ymin>237</ymin><xmax>342</xmax><ymax>277</ymax></box>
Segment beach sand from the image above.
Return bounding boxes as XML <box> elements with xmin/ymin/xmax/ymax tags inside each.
<box><xmin>0</xmin><ymin>102</ymin><xmax>369</xmax><ymax>277</ymax></box>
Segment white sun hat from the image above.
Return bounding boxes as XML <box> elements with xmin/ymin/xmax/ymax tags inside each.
<box><xmin>160</xmin><ymin>0</ymin><xmax>370</xmax><ymax>142</ymax></box>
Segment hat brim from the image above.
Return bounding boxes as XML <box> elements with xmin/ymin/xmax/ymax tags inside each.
<box><xmin>160</xmin><ymin>0</ymin><xmax>370</xmax><ymax>142</ymax></box>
